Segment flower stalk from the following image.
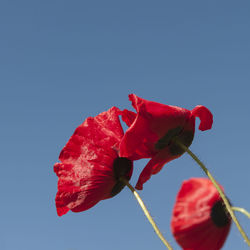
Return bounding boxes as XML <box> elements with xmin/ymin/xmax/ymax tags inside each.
<box><xmin>174</xmin><ymin>139</ymin><xmax>250</xmax><ymax>247</ymax></box>
<box><xmin>232</xmin><ymin>207</ymin><xmax>250</xmax><ymax>219</ymax></box>
<box><xmin>121</xmin><ymin>178</ymin><xmax>173</xmax><ymax>250</ymax></box>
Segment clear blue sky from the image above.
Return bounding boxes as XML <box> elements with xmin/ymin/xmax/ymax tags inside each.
<box><xmin>1</xmin><ymin>1</ymin><xmax>250</xmax><ymax>249</ymax></box>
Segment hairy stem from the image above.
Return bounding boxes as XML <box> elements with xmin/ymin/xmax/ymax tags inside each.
<box><xmin>121</xmin><ymin>178</ymin><xmax>173</xmax><ymax>250</ymax></box>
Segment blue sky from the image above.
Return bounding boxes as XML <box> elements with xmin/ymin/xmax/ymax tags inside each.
<box><xmin>1</xmin><ymin>1</ymin><xmax>250</xmax><ymax>249</ymax></box>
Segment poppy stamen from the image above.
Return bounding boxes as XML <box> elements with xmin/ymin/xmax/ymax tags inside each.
<box><xmin>111</xmin><ymin>157</ymin><xmax>133</xmax><ymax>197</ymax></box>
<box><xmin>211</xmin><ymin>200</ymin><xmax>231</xmax><ymax>227</ymax></box>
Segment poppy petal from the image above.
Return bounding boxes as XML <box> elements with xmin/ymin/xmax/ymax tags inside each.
<box><xmin>119</xmin><ymin>111</ymin><xmax>158</xmax><ymax>160</ymax></box>
<box><xmin>120</xmin><ymin>109</ymin><xmax>137</xmax><ymax>127</ymax></box>
<box><xmin>54</xmin><ymin>162</ymin><xmax>115</xmax><ymax>216</ymax></box>
<box><xmin>120</xmin><ymin>94</ymin><xmax>190</xmax><ymax>160</ymax></box>
<box><xmin>129</xmin><ymin>93</ymin><xmax>143</xmax><ymax>112</ymax></box>
<box><xmin>54</xmin><ymin>107</ymin><xmax>127</xmax><ymax>216</ymax></box>
<box><xmin>191</xmin><ymin>105</ymin><xmax>213</xmax><ymax>131</ymax></box>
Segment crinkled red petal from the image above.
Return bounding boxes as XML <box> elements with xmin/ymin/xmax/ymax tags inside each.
<box><xmin>119</xmin><ymin>113</ymin><xmax>158</xmax><ymax>160</ymax></box>
<box><xmin>54</xmin><ymin>107</ymin><xmax>125</xmax><ymax>216</ymax></box>
<box><xmin>191</xmin><ymin>105</ymin><xmax>213</xmax><ymax>131</ymax></box>
<box><xmin>128</xmin><ymin>94</ymin><xmax>191</xmax><ymax>136</ymax></box>
<box><xmin>120</xmin><ymin>94</ymin><xmax>191</xmax><ymax>160</ymax></box>
<box><xmin>120</xmin><ymin>109</ymin><xmax>137</xmax><ymax>127</ymax></box>
<box><xmin>171</xmin><ymin>178</ymin><xmax>231</xmax><ymax>250</ymax></box>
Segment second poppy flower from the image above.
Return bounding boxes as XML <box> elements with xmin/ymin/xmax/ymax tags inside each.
<box><xmin>171</xmin><ymin>178</ymin><xmax>231</xmax><ymax>250</ymax></box>
<box><xmin>119</xmin><ymin>94</ymin><xmax>213</xmax><ymax>189</ymax></box>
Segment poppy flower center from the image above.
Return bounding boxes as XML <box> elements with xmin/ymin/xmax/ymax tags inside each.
<box><xmin>210</xmin><ymin>200</ymin><xmax>231</xmax><ymax>227</ymax></box>
<box><xmin>111</xmin><ymin>157</ymin><xmax>133</xmax><ymax>197</ymax></box>
<box><xmin>155</xmin><ymin>126</ymin><xmax>194</xmax><ymax>155</ymax></box>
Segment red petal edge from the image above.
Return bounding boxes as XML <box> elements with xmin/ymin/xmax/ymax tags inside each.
<box><xmin>120</xmin><ymin>109</ymin><xmax>137</xmax><ymax>127</ymax></box>
<box><xmin>128</xmin><ymin>93</ymin><xmax>142</xmax><ymax>112</ymax></box>
<box><xmin>191</xmin><ymin>105</ymin><xmax>213</xmax><ymax>131</ymax></box>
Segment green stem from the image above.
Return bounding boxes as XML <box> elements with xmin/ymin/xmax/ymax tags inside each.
<box><xmin>232</xmin><ymin>207</ymin><xmax>250</xmax><ymax>219</ymax></box>
<box><xmin>121</xmin><ymin>178</ymin><xmax>173</xmax><ymax>250</ymax></box>
<box><xmin>175</xmin><ymin>140</ymin><xmax>250</xmax><ymax>247</ymax></box>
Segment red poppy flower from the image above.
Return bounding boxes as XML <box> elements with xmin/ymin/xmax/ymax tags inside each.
<box><xmin>171</xmin><ymin>178</ymin><xmax>231</xmax><ymax>250</ymax></box>
<box><xmin>54</xmin><ymin>107</ymin><xmax>133</xmax><ymax>216</ymax></box>
<box><xmin>119</xmin><ymin>94</ymin><xmax>213</xmax><ymax>190</ymax></box>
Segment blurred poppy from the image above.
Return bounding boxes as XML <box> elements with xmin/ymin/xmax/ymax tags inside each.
<box><xmin>171</xmin><ymin>178</ymin><xmax>231</xmax><ymax>250</ymax></box>
<box><xmin>54</xmin><ymin>107</ymin><xmax>133</xmax><ymax>216</ymax></box>
<box><xmin>119</xmin><ymin>94</ymin><xmax>213</xmax><ymax>189</ymax></box>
